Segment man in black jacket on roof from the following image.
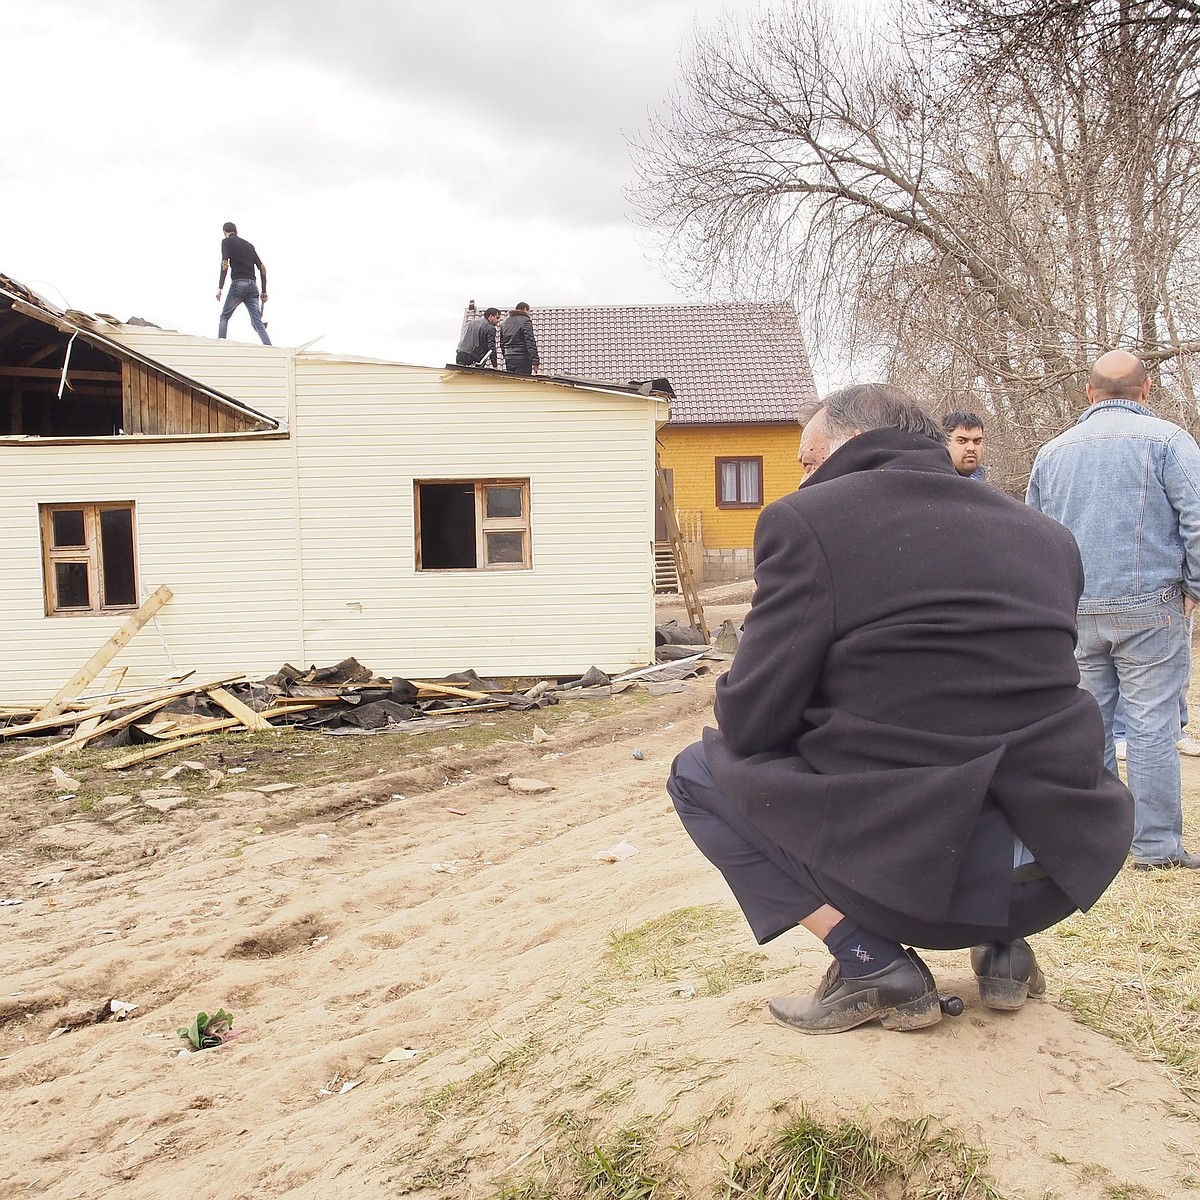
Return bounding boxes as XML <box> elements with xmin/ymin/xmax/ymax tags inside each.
<box><xmin>499</xmin><ymin>302</ymin><xmax>540</xmax><ymax>375</ymax></box>
<box><xmin>456</xmin><ymin>308</ymin><xmax>501</xmax><ymax>366</ymax></box>
<box><xmin>667</xmin><ymin>384</ymin><xmax>1133</xmax><ymax>1035</ymax></box>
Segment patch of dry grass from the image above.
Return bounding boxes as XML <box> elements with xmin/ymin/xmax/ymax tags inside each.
<box><xmin>487</xmin><ymin>1110</ymin><xmax>1005</xmax><ymax>1200</ymax></box>
<box><xmin>1036</xmin><ymin>784</ymin><xmax>1200</xmax><ymax>1095</ymax></box>
<box><xmin>593</xmin><ymin>904</ymin><xmax>778</xmax><ymax>1008</ymax></box>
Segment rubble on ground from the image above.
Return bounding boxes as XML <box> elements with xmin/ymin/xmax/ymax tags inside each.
<box><xmin>1</xmin><ymin>648</ymin><xmax>717</xmax><ymax>768</ymax></box>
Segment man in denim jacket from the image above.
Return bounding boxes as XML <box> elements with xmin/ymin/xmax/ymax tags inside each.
<box><xmin>1027</xmin><ymin>350</ymin><xmax>1200</xmax><ymax>870</ymax></box>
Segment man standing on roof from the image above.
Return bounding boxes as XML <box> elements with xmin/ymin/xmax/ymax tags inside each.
<box><xmin>499</xmin><ymin>302</ymin><xmax>540</xmax><ymax>375</ymax></box>
<box><xmin>456</xmin><ymin>307</ymin><xmax>502</xmax><ymax>367</ymax></box>
<box><xmin>216</xmin><ymin>222</ymin><xmax>271</xmax><ymax>346</ymax></box>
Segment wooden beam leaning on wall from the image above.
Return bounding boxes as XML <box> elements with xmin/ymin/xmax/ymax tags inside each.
<box><xmin>32</xmin><ymin>585</ymin><xmax>174</xmax><ymax>723</ymax></box>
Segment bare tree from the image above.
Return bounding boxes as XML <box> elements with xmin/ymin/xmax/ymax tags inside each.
<box><xmin>631</xmin><ymin>0</ymin><xmax>1200</xmax><ymax>487</ymax></box>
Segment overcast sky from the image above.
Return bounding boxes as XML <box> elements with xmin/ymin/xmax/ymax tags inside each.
<box><xmin>2</xmin><ymin>0</ymin><xmax>798</xmax><ymax>372</ymax></box>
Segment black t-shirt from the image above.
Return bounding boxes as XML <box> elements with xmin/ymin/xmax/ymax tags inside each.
<box><xmin>221</xmin><ymin>234</ymin><xmax>263</xmax><ymax>281</ymax></box>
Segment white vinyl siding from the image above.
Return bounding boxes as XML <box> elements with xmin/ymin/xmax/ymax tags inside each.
<box><xmin>291</xmin><ymin>364</ymin><xmax>662</xmax><ymax>677</ymax></box>
<box><xmin>0</xmin><ymin>439</ymin><xmax>301</xmax><ymax>702</ymax></box>
<box><xmin>0</xmin><ymin>347</ymin><xmax>665</xmax><ymax>699</ymax></box>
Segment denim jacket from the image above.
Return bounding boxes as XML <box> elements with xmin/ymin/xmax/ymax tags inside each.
<box><xmin>1026</xmin><ymin>400</ymin><xmax>1200</xmax><ymax>613</ymax></box>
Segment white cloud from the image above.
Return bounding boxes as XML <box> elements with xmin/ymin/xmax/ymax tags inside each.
<box><xmin>1</xmin><ymin>0</ymin><xmax>831</xmax><ymax>373</ymax></box>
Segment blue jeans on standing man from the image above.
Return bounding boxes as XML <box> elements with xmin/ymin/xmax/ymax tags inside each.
<box><xmin>1076</xmin><ymin>596</ymin><xmax>1190</xmax><ymax>862</ymax></box>
<box><xmin>218</xmin><ymin>279</ymin><xmax>271</xmax><ymax>345</ymax></box>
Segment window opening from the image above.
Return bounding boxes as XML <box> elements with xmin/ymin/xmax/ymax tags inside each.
<box><xmin>415</xmin><ymin>480</ymin><xmax>531</xmax><ymax>570</ymax></box>
<box><xmin>40</xmin><ymin>503</ymin><xmax>138</xmax><ymax>615</ymax></box>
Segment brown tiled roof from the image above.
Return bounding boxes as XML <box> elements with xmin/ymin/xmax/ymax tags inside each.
<box><xmin>458</xmin><ymin>301</ymin><xmax>817</xmax><ymax>425</ymax></box>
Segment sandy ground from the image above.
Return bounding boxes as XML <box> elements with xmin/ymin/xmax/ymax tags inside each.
<box><xmin>1</xmin><ymin>585</ymin><xmax>1198</xmax><ymax>1198</ymax></box>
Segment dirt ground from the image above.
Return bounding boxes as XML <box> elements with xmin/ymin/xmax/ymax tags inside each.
<box><xmin>2</xmin><ymin>583</ymin><xmax>1199</xmax><ymax>1198</ymax></box>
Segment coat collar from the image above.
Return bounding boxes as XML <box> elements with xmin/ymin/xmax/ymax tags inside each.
<box><xmin>801</xmin><ymin>427</ymin><xmax>957</xmax><ymax>487</ymax></box>
<box><xmin>1077</xmin><ymin>398</ymin><xmax>1154</xmax><ymax>423</ymax></box>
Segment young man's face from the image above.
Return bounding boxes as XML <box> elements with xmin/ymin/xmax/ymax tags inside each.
<box><xmin>946</xmin><ymin>425</ymin><xmax>984</xmax><ymax>475</ymax></box>
<box><xmin>487</xmin><ymin>313</ymin><xmax>500</xmax><ymax>325</ymax></box>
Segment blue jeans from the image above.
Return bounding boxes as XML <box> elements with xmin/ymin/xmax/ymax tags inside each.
<box><xmin>1076</xmin><ymin>601</ymin><xmax>1190</xmax><ymax>861</ymax></box>
<box><xmin>1113</xmin><ymin>610</ymin><xmax>1192</xmax><ymax>738</ymax></box>
<box><xmin>218</xmin><ymin>279</ymin><xmax>271</xmax><ymax>345</ymax></box>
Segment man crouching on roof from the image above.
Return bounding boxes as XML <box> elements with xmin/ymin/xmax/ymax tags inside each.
<box><xmin>667</xmin><ymin>384</ymin><xmax>1133</xmax><ymax>1033</ymax></box>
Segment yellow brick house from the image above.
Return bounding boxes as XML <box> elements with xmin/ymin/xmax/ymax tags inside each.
<box><xmin>465</xmin><ymin>301</ymin><xmax>818</xmax><ymax>582</ymax></box>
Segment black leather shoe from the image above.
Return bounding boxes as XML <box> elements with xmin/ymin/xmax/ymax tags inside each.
<box><xmin>1131</xmin><ymin>849</ymin><xmax>1200</xmax><ymax>870</ymax></box>
<box><xmin>769</xmin><ymin>949</ymin><xmax>941</xmax><ymax>1035</ymax></box>
<box><xmin>970</xmin><ymin>938</ymin><xmax>1046</xmax><ymax>1010</ymax></box>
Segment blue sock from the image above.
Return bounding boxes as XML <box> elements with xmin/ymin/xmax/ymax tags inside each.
<box><xmin>823</xmin><ymin>918</ymin><xmax>905</xmax><ymax>978</ymax></box>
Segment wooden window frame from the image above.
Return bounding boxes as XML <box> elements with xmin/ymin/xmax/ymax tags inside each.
<box><xmin>414</xmin><ymin>479</ymin><xmax>532</xmax><ymax>571</ymax></box>
<box><xmin>715</xmin><ymin>456</ymin><xmax>764</xmax><ymax>509</ymax></box>
<box><xmin>39</xmin><ymin>502</ymin><xmax>139</xmax><ymax>616</ymax></box>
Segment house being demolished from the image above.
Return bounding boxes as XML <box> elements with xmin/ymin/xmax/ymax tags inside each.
<box><xmin>0</xmin><ymin>275</ymin><xmax>670</xmax><ymax>703</ymax></box>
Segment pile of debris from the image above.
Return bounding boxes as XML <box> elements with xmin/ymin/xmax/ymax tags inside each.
<box><xmin>0</xmin><ymin>650</ymin><xmax>715</xmax><ymax>770</ymax></box>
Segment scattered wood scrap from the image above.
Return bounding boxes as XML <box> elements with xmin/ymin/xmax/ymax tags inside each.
<box><xmin>0</xmin><ymin>654</ymin><xmax>712</xmax><ymax>768</ymax></box>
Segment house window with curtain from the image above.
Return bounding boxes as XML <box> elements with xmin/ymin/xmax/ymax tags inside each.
<box><xmin>715</xmin><ymin>457</ymin><xmax>763</xmax><ymax>508</ymax></box>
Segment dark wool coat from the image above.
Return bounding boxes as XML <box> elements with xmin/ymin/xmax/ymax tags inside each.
<box><xmin>704</xmin><ymin>429</ymin><xmax>1134</xmax><ymax>929</ymax></box>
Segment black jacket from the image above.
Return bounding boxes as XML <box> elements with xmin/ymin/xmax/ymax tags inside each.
<box><xmin>457</xmin><ymin>319</ymin><xmax>498</xmax><ymax>367</ymax></box>
<box><xmin>499</xmin><ymin>312</ymin><xmax>539</xmax><ymax>367</ymax></box>
<box><xmin>704</xmin><ymin>429</ymin><xmax>1133</xmax><ymax>927</ymax></box>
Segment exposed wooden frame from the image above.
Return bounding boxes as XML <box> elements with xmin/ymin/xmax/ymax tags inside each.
<box><xmin>0</xmin><ymin>367</ymin><xmax>120</xmax><ymax>380</ymax></box>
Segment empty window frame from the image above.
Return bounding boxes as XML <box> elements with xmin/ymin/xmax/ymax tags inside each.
<box><xmin>40</xmin><ymin>503</ymin><xmax>138</xmax><ymax>615</ymax></box>
<box><xmin>415</xmin><ymin>480</ymin><xmax>531</xmax><ymax>570</ymax></box>
<box><xmin>715</xmin><ymin>456</ymin><xmax>763</xmax><ymax>508</ymax></box>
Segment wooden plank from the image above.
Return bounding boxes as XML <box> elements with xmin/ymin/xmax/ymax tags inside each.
<box><xmin>15</xmin><ymin>674</ymin><xmax>241</xmax><ymax>761</ymax></box>
<box><xmin>102</xmin><ymin>736</ymin><xmax>209</xmax><ymax>770</ymax></box>
<box><xmin>5</xmin><ymin>689</ymin><xmax>176</xmax><ymax>740</ymax></box>
<box><xmin>166</xmin><ymin>379</ymin><xmax>181</xmax><ymax>434</ymax></box>
<box><xmin>139</xmin><ymin>702</ymin><xmax>321</xmax><ymax>739</ymax></box>
<box><xmin>155</xmin><ymin>370</ymin><xmax>166</xmax><ymax>432</ymax></box>
<box><xmin>75</xmin><ymin>666</ymin><xmax>130</xmax><ymax>739</ymax></box>
<box><xmin>408</xmin><ymin>680</ymin><xmax>494</xmax><ymax>701</ymax></box>
<box><xmin>123</xmin><ymin>365</ymin><xmax>135</xmax><ymax>433</ymax></box>
<box><xmin>0</xmin><ymin>367</ymin><xmax>120</xmax><ymax>380</ymax></box>
<box><xmin>205</xmin><ymin>686</ymin><xmax>273</xmax><ymax>732</ymax></box>
<box><xmin>137</xmin><ymin>365</ymin><xmax>148</xmax><ymax>434</ymax></box>
<box><xmin>421</xmin><ymin>701</ymin><xmax>508</xmax><ymax>714</ymax></box>
<box><xmin>31</xmin><ymin>585</ymin><xmax>174</xmax><ymax>722</ymax></box>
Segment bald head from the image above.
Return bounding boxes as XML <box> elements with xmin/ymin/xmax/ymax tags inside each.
<box><xmin>1088</xmin><ymin>350</ymin><xmax>1150</xmax><ymax>403</ymax></box>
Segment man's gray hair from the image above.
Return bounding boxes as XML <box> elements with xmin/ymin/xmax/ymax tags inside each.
<box><xmin>821</xmin><ymin>384</ymin><xmax>947</xmax><ymax>451</ymax></box>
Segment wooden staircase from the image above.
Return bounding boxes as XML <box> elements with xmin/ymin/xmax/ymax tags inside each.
<box><xmin>655</xmin><ymin>459</ymin><xmax>709</xmax><ymax>640</ymax></box>
<box><xmin>654</xmin><ymin>543</ymin><xmax>679</xmax><ymax>593</ymax></box>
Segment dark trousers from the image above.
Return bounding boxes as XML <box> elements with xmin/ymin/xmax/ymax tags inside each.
<box><xmin>667</xmin><ymin>741</ymin><xmax>1076</xmax><ymax>950</ymax></box>
<box><xmin>504</xmin><ymin>357</ymin><xmax>533</xmax><ymax>375</ymax></box>
<box><xmin>455</xmin><ymin>351</ymin><xmax>475</xmax><ymax>365</ymax></box>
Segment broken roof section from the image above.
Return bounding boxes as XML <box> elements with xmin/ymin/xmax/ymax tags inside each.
<box><xmin>463</xmin><ymin>301</ymin><xmax>818</xmax><ymax>426</ymax></box>
<box><xmin>0</xmin><ymin>274</ymin><xmax>278</xmax><ymax>439</ymax></box>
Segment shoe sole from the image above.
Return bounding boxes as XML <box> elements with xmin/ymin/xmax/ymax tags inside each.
<box><xmin>976</xmin><ymin>975</ymin><xmax>1047</xmax><ymax>1011</ymax></box>
<box><xmin>769</xmin><ymin>992</ymin><xmax>942</xmax><ymax>1035</ymax></box>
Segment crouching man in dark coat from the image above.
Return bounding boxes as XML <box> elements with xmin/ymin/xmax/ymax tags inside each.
<box><xmin>668</xmin><ymin>384</ymin><xmax>1133</xmax><ymax>1034</ymax></box>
